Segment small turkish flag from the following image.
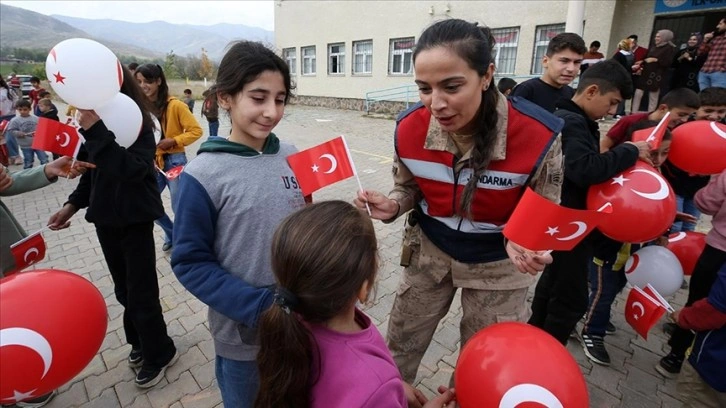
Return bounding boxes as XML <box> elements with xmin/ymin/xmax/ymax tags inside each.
<box><xmin>287</xmin><ymin>136</ymin><xmax>355</xmax><ymax>196</ymax></box>
<box><xmin>32</xmin><ymin>117</ymin><xmax>83</xmax><ymax>158</ymax></box>
<box><xmin>9</xmin><ymin>230</ymin><xmax>47</xmax><ymax>275</ymax></box>
<box><xmin>624</xmin><ymin>286</ymin><xmax>666</xmax><ymax>339</ymax></box>
<box><xmin>631</xmin><ymin>112</ymin><xmax>670</xmax><ymax>150</ymax></box>
<box><xmin>503</xmin><ymin>188</ymin><xmax>612</xmax><ymax>251</ymax></box>
<box><xmin>0</xmin><ymin>119</ymin><xmax>8</xmax><ymax>132</ymax></box>
<box><xmin>642</xmin><ymin>283</ymin><xmax>673</xmax><ymax>312</ymax></box>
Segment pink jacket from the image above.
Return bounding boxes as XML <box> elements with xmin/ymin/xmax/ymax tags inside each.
<box><xmin>696</xmin><ymin>170</ymin><xmax>726</xmax><ymax>252</ymax></box>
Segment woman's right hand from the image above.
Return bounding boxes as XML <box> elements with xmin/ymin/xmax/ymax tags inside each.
<box><xmin>48</xmin><ymin>204</ymin><xmax>78</xmax><ymax>230</ymax></box>
<box><xmin>354</xmin><ymin>190</ymin><xmax>399</xmax><ymax>220</ymax></box>
<box><xmin>0</xmin><ymin>166</ymin><xmax>13</xmax><ymax>192</ymax></box>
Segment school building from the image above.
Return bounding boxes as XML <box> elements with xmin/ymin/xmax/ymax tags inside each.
<box><xmin>274</xmin><ymin>0</ymin><xmax>725</xmax><ymax>112</ymax></box>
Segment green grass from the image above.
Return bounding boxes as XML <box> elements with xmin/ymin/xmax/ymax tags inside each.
<box><xmin>0</xmin><ymin>62</ymin><xmax>44</xmax><ymax>78</ymax></box>
<box><xmin>167</xmin><ymin>79</ymin><xmax>213</xmax><ymax>100</ymax></box>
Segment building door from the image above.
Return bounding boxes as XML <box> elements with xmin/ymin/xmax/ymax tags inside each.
<box><xmin>652</xmin><ymin>12</ymin><xmax>723</xmax><ymax>49</ymax></box>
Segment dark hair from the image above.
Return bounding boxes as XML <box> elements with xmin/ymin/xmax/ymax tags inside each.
<box><xmin>14</xmin><ymin>99</ymin><xmax>31</xmax><ymax>109</ymax></box>
<box><xmin>134</xmin><ymin>63</ymin><xmax>169</xmax><ymax>116</ymax></box>
<box><xmin>256</xmin><ymin>201</ymin><xmax>378</xmax><ymax>408</ymax></box>
<box><xmin>119</xmin><ymin>64</ymin><xmax>155</xmax><ymax>130</ymax></box>
<box><xmin>661</xmin><ymin>88</ymin><xmax>700</xmax><ymax>110</ymax></box>
<box><xmin>0</xmin><ymin>78</ymin><xmax>8</xmax><ymax>90</ymax></box>
<box><xmin>546</xmin><ymin>32</ymin><xmax>587</xmax><ymax>56</ymax></box>
<box><xmin>214</xmin><ymin>41</ymin><xmax>294</xmax><ymax>106</ymax></box>
<box><xmin>413</xmin><ymin>19</ymin><xmax>499</xmax><ymax>216</ymax></box>
<box><xmin>30</xmin><ymin>76</ymin><xmax>40</xmax><ymax>83</ymax></box>
<box><xmin>624</xmin><ymin>120</ymin><xmax>672</xmax><ymax>142</ymax></box>
<box><xmin>590</xmin><ymin>40</ymin><xmax>601</xmax><ymax>48</ymax></box>
<box><xmin>127</xmin><ymin>62</ymin><xmax>139</xmax><ymax>71</ymax></box>
<box><xmin>38</xmin><ymin>90</ymin><xmax>51</xmax><ymax>98</ymax></box>
<box><xmin>699</xmin><ymin>87</ymin><xmax>726</xmax><ymax>107</ymax></box>
<box><xmin>576</xmin><ymin>59</ymin><xmax>633</xmax><ymax>99</ymax></box>
<box><xmin>497</xmin><ymin>77</ymin><xmax>517</xmax><ymax>94</ymax></box>
<box><xmin>628</xmin><ymin>34</ymin><xmax>639</xmax><ymax>41</ymax></box>
<box><xmin>183</xmin><ymin>88</ymin><xmax>192</xmax><ymax>94</ymax></box>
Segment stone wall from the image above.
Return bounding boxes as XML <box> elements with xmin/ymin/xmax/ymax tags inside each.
<box><xmin>290</xmin><ymin>95</ymin><xmax>411</xmax><ymax>116</ymax></box>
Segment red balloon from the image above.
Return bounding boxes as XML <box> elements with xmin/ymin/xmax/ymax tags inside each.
<box><xmin>455</xmin><ymin>322</ymin><xmax>588</xmax><ymax>408</ymax></box>
<box><xmin>587</xmin><ymin>161</ymin><xmax>676</xmax><ymax>243</ymax></box>
<box><xmin>667</xmin><ymin>231</ymin><xmax>706</xmax><ymax>276</ymax></box>
<box><xmin>669</xmin><ymin>121</ymin><xmax>726</xmax><ymax>175</ymax></box>
<box><xmin>0</xmin><ymin>270</ymin><xmax>107</xmax><ymax>404</ymax></box>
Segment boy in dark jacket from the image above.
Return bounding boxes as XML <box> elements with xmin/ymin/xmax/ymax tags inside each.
<box><xmin>675</xmin><ymin>261</ymin><xmax>726</xmax><ymax>406</ymax></box>
<box><xmin>529</xmin><ymin>60</ymin><xmax>652</xmax><ymax>344</ymax></box>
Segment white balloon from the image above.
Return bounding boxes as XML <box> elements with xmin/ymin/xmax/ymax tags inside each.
<box><xmin>45</xmin><ymin>38</ymin><xmax>122</xmax><ymax>109</ymax></box>
<box><xmin>95</xmin><ymin>93</ymin><xmax>142</xmax><ymax>148</ymax></box>
<box><xmin>624</xmin><ymin>246</ymin><xmax>684</xmax><ymax>297</ymax></box>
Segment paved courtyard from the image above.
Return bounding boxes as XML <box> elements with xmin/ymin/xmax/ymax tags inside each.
<box><xmin>2</xmin><ymin>103</ymin><xmax>705</xmax><ymax>407</ymax></box>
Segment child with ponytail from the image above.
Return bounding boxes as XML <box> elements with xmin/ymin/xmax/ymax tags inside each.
<box><xmin>256</xmin><ymin>200</ymin><xmax>455</xmax><ymax>408</ymax></box>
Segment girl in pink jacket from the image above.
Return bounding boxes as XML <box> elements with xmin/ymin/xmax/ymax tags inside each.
<box><xmin>658</xmin><ymin>168</ymin><xmax>726</xmax><ymax>377</ymax></box>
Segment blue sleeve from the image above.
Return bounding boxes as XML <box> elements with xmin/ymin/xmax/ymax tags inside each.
<box><xmin>708</xmin><ymin>263</ymin><xmax>726</xmax><ymax>313</ymax></box>
<box><xmin>171</xmin><ymin>172</ymin><xmax>273</xmax><ymax>327</ymax></box>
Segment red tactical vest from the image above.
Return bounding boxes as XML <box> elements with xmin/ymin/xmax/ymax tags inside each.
<box><xmin>396</xmin><ymin>100</ymin><xmax>559</xmax><ymax>229</ymax></box>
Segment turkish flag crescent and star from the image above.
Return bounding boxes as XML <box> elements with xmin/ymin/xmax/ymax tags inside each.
<box><xmin>286</xmin><ymin>136</ymin><xmax>355</xmax><ymax>196</ymax></box>
<box><xmin>32</xmin><ymin>117</ymin><xmax>83</xmax><ymax>158</ymax></box>
<box><xmin>624</xmin><ymin>286</ymin><xmax>666</xmax><ymax>339</ymax></box>
<box><xmin>503</xmin><ymin>188</ymin><xmax>612</xmax><ymax>251</ymax></box>
<box><xmin>630</xmin><ymin>111</ymin><xmax>670</xmax><ymax>150</ymax></box>
<box><xmin>8</xmin><ymin>230</ymin><xmax>47</xmax><ymax>275</ymax></box>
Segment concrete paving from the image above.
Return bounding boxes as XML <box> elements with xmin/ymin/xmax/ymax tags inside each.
<box><xmin>2</xmin><ymin>103</ymin><xmax>704</xmax><ymax>407</ymax></box>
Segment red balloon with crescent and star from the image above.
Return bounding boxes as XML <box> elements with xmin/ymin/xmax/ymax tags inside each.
<box><xmin>587</xmin><ymin>161</ymin><xmax>676</xmax><ymax>243</ymax></box>
<box><xmin>0</xmin><ymin>270</ymin><xmax>107</xmax><ymax>404</ymax></box>
<box><xmin>667</xmin><ymin>231</ymin><xmax>706</xmax><ymax>276</ymax></box>
<box><xmin>668</xmin><ymin>120</ymin><xmax>726</xmax><ymax>175</ymax></box>
<box><xmin>455</xmin><ymin>322</ymin><xmax>589</xmax><ymax>408</ymax></box>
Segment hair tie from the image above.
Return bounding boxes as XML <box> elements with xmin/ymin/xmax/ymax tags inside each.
<box><xmin>273</xmin><ymin>286</ymin><xmax>299</xmax><ymax>315</ymax></box>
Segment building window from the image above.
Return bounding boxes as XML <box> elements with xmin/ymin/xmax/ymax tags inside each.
<box><xmin>491</xmin><ymin>27</ymin><xmax>519</xmax><ymax>75</ymax></box>
<box><xmin>283</xmin><ymin>48</ymin><xmax>296</xmax><ymax>75</ymax></box>
<box><xmin>389</xmin><ymin>37</ymin><xmax>414</xmax><ymax>75</ymax></box>
<box><xmin>328</xmin><ymin>43</ymin><xmax>345</xmax><ymax>75</ymax></box>
<box><xmin>352</xmin><ymin>40</ymin><xmax>373</xmax><ymax>75</ymax></box>
<box><xmin>302</xmin><ymin>46</ymin><xmax>316</xmax><ymax>75</ymax></box>
<box><xmin>531</xmin><ymin>23</ymin><xmax>565</xmax><ymax>75</ymax></box>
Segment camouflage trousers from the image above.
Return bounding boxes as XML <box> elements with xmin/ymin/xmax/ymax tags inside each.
<box><xmin>386</xmin><ymin>224</ymin><xmax>533</xmax><ymax>383</ymax></box>
<box><xmin>677</xmin><ymin>361</ymin><xmax>726</xmax><ymax>408</ymax></box>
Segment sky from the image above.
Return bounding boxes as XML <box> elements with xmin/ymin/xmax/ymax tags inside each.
<box><xmin>1</xmin><ymin>0</ymin><xmax>275</xmax><ymax>30</ymax></box>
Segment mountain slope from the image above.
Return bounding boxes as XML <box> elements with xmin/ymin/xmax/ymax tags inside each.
<box><xmin>0</xmin><ymin>4</ymin><xmax>160</xmax><ymax>59</ymax></box>
<box><xmin>52</xmin><ymin>15</ymin><xmax>274</xmax><ymax>60</ymax></box>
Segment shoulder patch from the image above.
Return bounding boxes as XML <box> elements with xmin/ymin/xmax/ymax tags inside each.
<box><xmin>509</xmin><ymin>96</ymin><xmax>563</xmax><ymax>133</ymax></box>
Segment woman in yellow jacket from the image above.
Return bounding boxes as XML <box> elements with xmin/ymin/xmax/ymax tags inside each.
<box><xmin>135</xmin><ymin>64</ymin><xmax>202</xmax><ymax>251</ymax></box>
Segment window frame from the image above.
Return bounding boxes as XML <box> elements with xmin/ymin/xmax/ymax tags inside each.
<box><xmin>282</xmin><ymin>47</ymin><xmax>297</xmax><ymax>76</ymax></box>
<box><xmin>352</xmin><ymin>39</ymin><xmax>373</xmax><ymax>76</ymax></box>
<box><xmin>388</xmin><ymin>37</ymin><xmax>415</xmax><ymax>76</ymax></box>
<box><xmin>328</xmin><ymin>42</ymin><xmax>346</xmax><ymax>76</ymax></box>
<box><xmin>301</xmin><ymin>45</ymin><xmax>316</xmax><ymax>76</ymax></box>
<box><xmin>531</xmin><ymin>23</ymin><xmax>566</xmax><ymax>75</ymax></box>
<box><xmin>491</xmin><ymin>27</ymin><xmax>520</xmax><ymax>75</ymax></box>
